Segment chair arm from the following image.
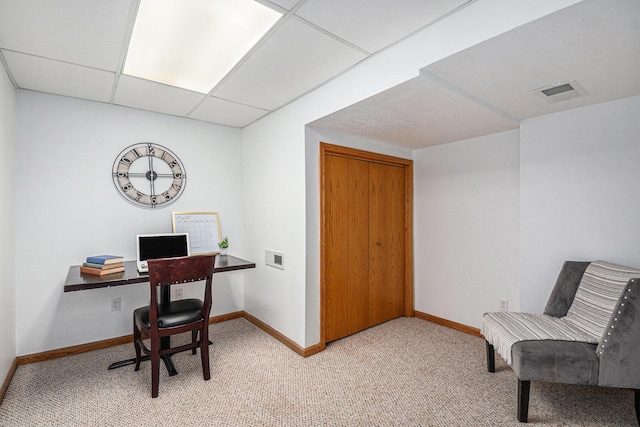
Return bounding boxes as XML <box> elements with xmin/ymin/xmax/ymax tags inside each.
<box><xmin>598</xmin><ymin>278</ymin><xmax>640</xmax><ymax>388</ymax></box>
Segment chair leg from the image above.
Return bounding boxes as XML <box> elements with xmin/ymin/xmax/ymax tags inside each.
<box><xmin>151</xmin><ymin>339</ymin><xmax>160</xmax><ymax>398</ymax></box>
<box><xmin>634</xmin><ymin>389</ymin><xmax>639</xmax><ymax>426</ymax></box>
<box><xmin>200</xmin><ymin>325</ymin><xmax>211</xmax><ymax>381</ymax></box>
<box><xmin>486</xmin><ymin>341</ymin><xmax>496</xmax><ymax>373</ymax></box>
<box><xmin>133</xmin><ymin>320</ymin><xmax>142</xmax><ymax>372</ymax></box>
<box><xmin>192</xmin><ymin>330</ymin><xmax>198</xmax><ymax>355</ymax></box>
<box><xmin>518</xmin><ymin>379</ymin><xmax>530</xmax><ymax>423</ymax></box>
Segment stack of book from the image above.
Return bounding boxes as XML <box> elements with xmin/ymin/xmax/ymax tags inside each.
<box><xmin>80</xmin><ymin>255</ymin><xmax>125</xmax><ymax>276</ymax></box>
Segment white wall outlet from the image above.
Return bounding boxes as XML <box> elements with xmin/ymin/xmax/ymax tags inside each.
<box><xmin>265</xmin><ymin>249</ymin><xmax>284</xmax><ymax>270</ymax></box>
<box><xmin>110</xmin><ymin>296</ymin><xmax>121</xmax><ymax>312</ymax></box>
<box><xmin>175</xmin><ymin>287</ymin><xmax>184</xmax><ymax>299</ymax></box>
<box><xmin>499</xmin><ymin>298</ymin><xmax>509</xmax><ymax>311</ymax></box>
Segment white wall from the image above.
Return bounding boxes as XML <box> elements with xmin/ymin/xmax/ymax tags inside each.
<box><xmin>0</xmin><ymin>63</ymin><xmax>17</xmax><ymax>380</ymax></box>
<box><xmin>15</xmin><ymin>91</ymin><xmax>245</xmax><ymax>356</ymax></box>
<box><xmin>243</xmin><ymin>0</ymin><xmax>582</xmax><ymax>347</ymax></box>
<box><xmin>414</xmin><ymin>130</ymin><xmax>520</xmax><ymax>327</ymax></box>
<box><xmin>519</xmin><ymin>95</ymin><xmax>640</xmax><ymax>312</ymax></box>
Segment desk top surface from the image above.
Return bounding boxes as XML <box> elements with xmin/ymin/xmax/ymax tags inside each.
<box><xmin>64</xmin><ymin>255</ymin><xmax>256</xmax><ymax>292</ymax></box>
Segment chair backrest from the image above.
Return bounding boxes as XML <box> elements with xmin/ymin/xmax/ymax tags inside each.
<box><xmin>544</xmin><ymin>261</ymin><xmax>590</xmax><ymax>318</ymax></box>
<box><xmin>147</xmin><ymin>254</ymin><xmax>216</xmax><ymax>326</ymax></box>
<box><xmin>564</xmin><ymin>260</ymin><xmax>640</xmax><ymax>341</ymax></box>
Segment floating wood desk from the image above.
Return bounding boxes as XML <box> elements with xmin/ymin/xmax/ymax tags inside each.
<box><xmin>64</xmin><ymin>255</ymin><xmax>256</xmax><ymax>292</ymax></box>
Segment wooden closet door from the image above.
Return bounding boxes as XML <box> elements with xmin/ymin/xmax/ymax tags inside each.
<box><xmin>369</xmin><ymin>162</ymin><xmax>405</xmax><ymax>327</ymax></box>
<box><xmin>323</xmin><ymin>146</ymin><xmax>410</xmax><ymax>344</ymax></box>
<box><xmin>324</xmin><ymin>156</ymin><xmax>370</xmax><ymax>342</ymax></box>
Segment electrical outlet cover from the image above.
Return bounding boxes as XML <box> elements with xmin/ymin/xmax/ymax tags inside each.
<box><xmin>110</xmin><ymin>296</ymin><xmax>121</xmax><ymax>312</ymax></box>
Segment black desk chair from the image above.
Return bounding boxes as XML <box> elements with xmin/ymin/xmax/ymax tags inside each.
<box><xmin>133</xmin><ymin>254</ymin><xmax>216</xmax><ymax>398</ymax></box>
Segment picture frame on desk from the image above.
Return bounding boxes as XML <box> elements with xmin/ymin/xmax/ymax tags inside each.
<box><xmin>172</xmin><ymin>211</ymin><xmax>222</xmax><ymax>255</ymax></box>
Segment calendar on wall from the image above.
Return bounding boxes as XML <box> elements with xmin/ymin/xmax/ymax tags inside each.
<box><xmin>172</xmin><ymin>212</ymin><xmax>221</xmax><ymax>254</ymax></box>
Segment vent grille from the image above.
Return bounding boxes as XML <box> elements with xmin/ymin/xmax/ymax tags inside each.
<box><xmin>534</xmin><ymin>80</ymin><xmax>587</xmax><ymax>103</ymax></box>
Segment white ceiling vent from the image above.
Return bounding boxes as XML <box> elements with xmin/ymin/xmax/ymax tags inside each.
<box><xmin>534</xmin><ymin>80</ymin><xmax>587</xmax><ymax>103</ymax></box>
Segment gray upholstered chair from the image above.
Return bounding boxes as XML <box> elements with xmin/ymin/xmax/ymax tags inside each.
<box><xmin>482</xmin><ymin>260</ymin><xmax>640</xmax><ymax>424</ymax></box>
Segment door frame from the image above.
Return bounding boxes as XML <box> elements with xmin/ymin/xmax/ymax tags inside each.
<box><xmin>319</xmin><ymin>142</ymin><xmax>414</xmax><ymax>348</ymax></box>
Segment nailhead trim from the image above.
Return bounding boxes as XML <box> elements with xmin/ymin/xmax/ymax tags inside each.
<box><xmin>597</xmin><ymin>282</ymin><xmax>634</xmax><ymax>356</ymax></box>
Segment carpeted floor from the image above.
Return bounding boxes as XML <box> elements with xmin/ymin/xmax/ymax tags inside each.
<box><xmin>0</xmin><ymin>317</ymin><xmax>636</xmax><ymax>426</ymax></box>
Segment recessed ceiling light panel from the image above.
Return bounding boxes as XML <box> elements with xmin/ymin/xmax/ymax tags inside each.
<box><xmin>533</xmin><ymin>79</ymin><xmax>587</xmax><ymax>103</ymax></box>
<box><xmin>123</xmin><ymin>0</ymin><xmax>282</xmax><ymax>93</ymax></box>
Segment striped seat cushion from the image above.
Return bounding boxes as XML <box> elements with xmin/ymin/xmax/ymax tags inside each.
<box><xmin>481</xmin><ymin>312</ymin><xmax>596</xmax><ymax>365</ymax></box>
<box><xmin>482</xmin><ymin>260</ymin><xmax>640</xmax><ymax>365</ymax></box>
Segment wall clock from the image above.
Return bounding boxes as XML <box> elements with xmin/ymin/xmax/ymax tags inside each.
<box><xmin>112</xmin><ymin>142</ymin><xmax>186</xmax><ymax>209</ymax></box>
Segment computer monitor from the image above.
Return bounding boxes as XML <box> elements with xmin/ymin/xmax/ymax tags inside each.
<box><xmin>136</xmin><ymin>233</ymin><xmax>190</xmax><ymax>273</ymax></box>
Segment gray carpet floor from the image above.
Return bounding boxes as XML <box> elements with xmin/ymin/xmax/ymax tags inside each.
<box><xmin>0</xmin><ymin>317</ymin><xmax>636</xmax><ymax>426</ymax></box>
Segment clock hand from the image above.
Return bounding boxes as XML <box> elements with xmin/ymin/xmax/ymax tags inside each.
<box><xmin>147</xmin><ymin>149</ymin><xmax>156</xmax><ymax>197</ymax></box>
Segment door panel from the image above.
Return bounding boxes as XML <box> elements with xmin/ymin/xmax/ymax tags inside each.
<box><xmin>369</xmin><ymin>162</ymin><xmax>405</xmax><ymax>327</ymax></box>
<box><xmin>324</xmin><ymin>155</ymin><xmax>349</xmax><ymax>342</ymax></box>
<box><xmin>347</xmin><ymin>158</ymin><xmax>369</xmax><ymax>335</ymax></box>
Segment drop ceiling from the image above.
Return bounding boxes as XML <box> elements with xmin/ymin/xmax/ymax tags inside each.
<box><xmin>0</xmin><ymin>0</ymin><xmax>471</xmax><ymax>128</ymax></box>
<box><xmin>1</xmin><ymin>0</ymin><xmax>639</xmax><ymax>149</ymax></box>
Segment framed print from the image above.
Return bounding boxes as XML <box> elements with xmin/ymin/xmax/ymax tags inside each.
<box><xmin>172</xmin><ymin>211</ymin><xmax>221</xmax><ymax>254</ymax></box>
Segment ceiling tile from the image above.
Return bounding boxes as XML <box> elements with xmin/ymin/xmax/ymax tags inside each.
<box><xmin>189</xmin><ymin>96</ymin><xmax>270</xmax><ymax>128</ymax></box>
<box><xmin>310</xmin><ymin>77</ymin><xmax>518</xmax><ymax>149</ymax></box>
<box><xmin>423</xmin><ymin>0</ymin><xmax>640</xmax><ymax>120</ymax></box>
<box><xmin>0</xmin><ymin>0</ymin><xmax>133</xmax><ymax>71</ymax></box>
<box><xmin>114</xmin><ymin>76</ymin><xmax>206</xmax><ymax>117</ymax></box>
<box><xmin>212</xmin><ymin>17</ymin><xmax>367</xmax><ymax>110</ymax></box>
<box><xmin>296</xmin><ymin>0</ymin><xmax>470</xmax><ymax>53</ymax></box>
<box><xmin>2</xmin><ymin>51</ymin><xmax>114</xmax><ymax>103</ymax></box>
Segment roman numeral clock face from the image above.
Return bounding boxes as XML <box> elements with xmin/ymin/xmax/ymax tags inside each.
<box><xmin>112</xmin><ymin>143</ymin><xmax>186</xmax><ymax>208</ymax></box>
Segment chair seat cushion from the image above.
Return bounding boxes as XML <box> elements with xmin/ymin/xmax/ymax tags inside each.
<box><xmin>134</xmin><ymin>298</ymin><xmax>203</xmax><ymax>328</ymax></box>
<box><xmin>511</xmin><ymin>340</ymin><xmax>599</xmax><ymax>386</ymax></box>
<box><xmin>482</xmin><ymin>312</ymin><xmax>597</xmax><ymax>365</ymax></box>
